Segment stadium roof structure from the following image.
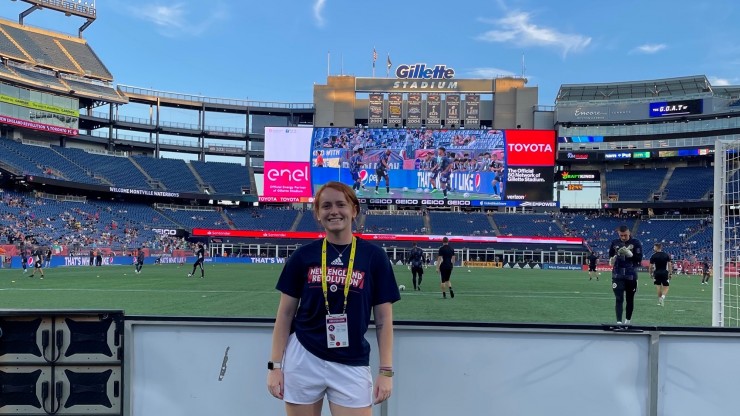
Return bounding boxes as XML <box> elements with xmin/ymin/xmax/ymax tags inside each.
<box><xmin>0</xmin><ymin>17</ymin><xmax>127</xmax><ymax>103</ymax></box>
<box><xmin>556</xmin><ymin>75</ymin><xmax>713</xmax><ymax>103</ymax></box>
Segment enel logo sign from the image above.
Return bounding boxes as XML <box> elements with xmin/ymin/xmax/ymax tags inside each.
<box><xmin>263</xmin><ymin>161</ymin><xmax>312</xmax><ymax>197</ymax></box>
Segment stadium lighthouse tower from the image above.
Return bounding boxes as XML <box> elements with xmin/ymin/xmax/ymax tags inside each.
<box><xmin>14</xmin><ymin>0</ymin><xmax>97</xmax><ymax>37</ymax></box>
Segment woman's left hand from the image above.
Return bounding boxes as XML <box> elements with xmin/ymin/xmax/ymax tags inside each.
<box><xmin>374</xmin><ymin>374</ymin><xmax>393</xmax><ymax>404</ymax></box>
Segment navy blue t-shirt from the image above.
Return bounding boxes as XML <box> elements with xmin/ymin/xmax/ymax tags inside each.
<box><xmin>276</xmin><ymin>238</ymin><xmax>400</xmax><ymax>366</ymax></box>
<box><xmin>350</xmin><ymin>154</ymin><xmax>363</xmax><ymax>173</ymax></box>
<box><xmin>409</xmin><ymin>247</ymin><xmax>424</xmax><ymax>268</ymax></box>
<box><xmin>379</xmin><ymin>152</ymin><xmax>390</xmax><ymax>169</ymax></box>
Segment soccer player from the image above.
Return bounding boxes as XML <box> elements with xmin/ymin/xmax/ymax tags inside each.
<box><xmin>431</xmin><ymin>147</ymin><xmax>453</xmax><ymax>200</ymax></box>
<box><xmin>134</xmin><ymin>247</ymin><xmax>145</xmax><ymax>274</ymax></box>
<box><xmin>701</xmin><ymin>257</ymin><xmax>711</xmax><ymax>285</ymax></box>
<box><xmin>44</xmin><ymin>246</ymin><xmax>52</xmax><ymax>268</ymax></box>
<box><xmin>608</xmin><ymin>225</ymin><xmax>643</xmax><ymax>325</ymax></box>
<box><xmin>587</xmin><ymin>251</ymin><xmax>599</xmax><ymax>280</ymax></box>
<box><xmin>437</xmin><ymin>237</ymin><xmax>456</xmax><ymax>299</ymax></box>
<box><xmin>349</xmin><ymin>147</ymin><xmax>365</xmax><ymax>195</ymax></box>
<box><xmin>375</xmin><ymin>148</ymin><xmax>392</xmax><ymax>195</ymax></box>
<box><xmin>188</xmin><ymin>243</ymin><xmax>206</xmax><ymax>278</ymax></box>
<box><xmin>266</xmin><ymin>181</ymin><xmax>399</xmax><ymax>412</ymax></box>
<box><xmin>30</xmin><ymin>246</ymin><xmax>44</xmax><ymax>278</ymax></box>
<box><xmin>21</xmin><ymin>248</ymin><xmax>28</xmax><ymax>274</ymax></box>
<box><xmin>315</xmin><ymin>150</ymin><xmax>324</xmax><ymax>168</ymax></box>
<box><xmin>649</xmin><ymin>243</ymin><xmax>672</xmax><ymax>306</ymax></box>
<box><xmin>408</xmin><ymin>242</ymin><xmax>424</xmax><ymax>290</ymax></box>
<box><xmin>490</xmin><ymin>153</ymin><xmax>505</xmax><ymax>199</ymax></box>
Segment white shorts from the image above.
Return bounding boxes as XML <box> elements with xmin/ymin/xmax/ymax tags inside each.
<box><xmin>283</xmin><ymin>333</ymin><xmax>372</xmax><ymax>408</ymax></box>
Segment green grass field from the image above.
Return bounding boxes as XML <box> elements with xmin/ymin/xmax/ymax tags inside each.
<box><xmin>0</xmin><ymin>264</ymin><xmax>713</xmax><ymax>326</ymax></box>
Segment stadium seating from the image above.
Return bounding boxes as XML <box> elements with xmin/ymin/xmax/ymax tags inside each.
<box><xmin>132</xmin><ymin>155</ymin><xmax>200</xmax><ymax>192</ymax></box>
<box><xmin>0</xmin><ymin>23</ymin><xmax>77</xmax><ymax>73</ymax></box>
<box><xmin>636</xmin><ymin>219</ymin><xmax>703</xmax><ymax>259</ymax></box>
<box><xmin>0</xmin><ymin>138</ymin><xmax>50</xmax><ymax>177</ymax></box>
<box><xmin>605</xmin><ymin>169</ymin><xmax>667</xmax><ymax>201</ymax></box>
<box><xmin>0</xmin><ymin>30</ymin><xmax>26</xmax><ymax>61</ymax></box>
<box><xmin>227</xmin><ymin>208</ymin><xmax>298</xmax><ymax>231</ymax></box>
<box><xmin>492</xmin><ymin>214</ymin><xmax>563</xmax><ymax>237</ymax></box>
<box><xmin>663</xmin><ymin>167</ymin><xmax>712</xmax><ymax>200</ymax></box>
<box><xmin>190</xmin><ymin>160</ymin><xmax>250</xmax><ymax>194</ymax></box>
<box><xmin>560</xmin><ymin>215</ymin><xmax>637</xmax><ymax>257</ymax></box>
<box><xmin>7</xmin><ymin>65</ymin><xmax>67</xmax><ymax>90</ymax></box>
<box><xmin>63</xmin><ymin>78</ymin><xmax>123</xmax><ymax>102</ymax></box>
<box><xmin>37</xmin><ymin>145</ymin><xmax>101</xmax><ymax>184</ymax></box>
<box><xmin>294</xmin><ymin>211</ymin><xmax>322</xmax><ymax>232</ymax></box>
<box><xmin>428</xmin><ymin>212</ymin><xmax>491</xmax><ymax>236</ymax></box>
<box><xmin>160</xmin><ymin>209</ymin><xmax>227</xmax><ymax>230</ymax></box>
<box><xmin>364</xmin><ymin>213</ymin><xmax>425</xmax><ymax>234</ymax></box>
<box><xmin>53</xmin><ymin>147</ymin><xmax>151</xmax><ymax>188</ymax></box>
<box><xmin>55</xmin><ymin>38</ymin><xmax>113</xmax><ymax>80</ymax></box>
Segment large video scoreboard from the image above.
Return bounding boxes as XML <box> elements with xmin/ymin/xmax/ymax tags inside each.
<box><xmin>260</xmin><ymin>127</ymin><xmax>556</xmax><ymax>208</ymax></box>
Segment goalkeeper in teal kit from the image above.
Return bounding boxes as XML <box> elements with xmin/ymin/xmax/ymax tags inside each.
<box><xmin>608</xmin><ymin>225</ymin><xmax>643</xmax><ymax>325</ymax></box>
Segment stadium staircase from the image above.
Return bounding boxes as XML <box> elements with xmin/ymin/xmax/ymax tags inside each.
<box><xmin>186</xmin><ymin>163</ymin><xmax>214</xmax><ymax>194</ymax></box>
<box><xmin>423</xmin><ymin>213</ymin><xmax>431</xmax><ymax>234</ymax></box>
<box><xmin>152</xmin><ymin>207</ymin><xmax>184</xmax><ymax>229</ymax></box>
<box><xmin>53</xmin><ymin>39</ymin><xmax>85</xmax><ymax>73</ymax></box>
<box><xmin>655</xmin><ymin>167</ymin><xmax>675</xmax><ymax>199</ymax></box>
<box><xmin>290</xmin><ymin>211</ymin><xmax>304</xmax><ymax>232</ymax></box>
<box><xmin>553</xmin><ymin>217</ymin><xmax>569</xmax><ymax>236</ymax></box>
<box><xmin>220</xmin><ymin>210</ymin><xmax>235</xmax><ymax>230</ymax></box>
<box><xmin>358</xmin><ymin>212</ymin><xmax>367</xmax><ymax>231</ymax></box>
<box><xmin>632</xmin><ymin>218</ymin><xmax>641</xmax><ymax>236</ymax></box>
<box><xmin>486</xmin><ymin>214</ymin><xmax>501</xmax><ymax>236</ymax></box>
<box><xmin>0</xmin><ymin>26</ymin><xmax>33</xmax><ymax>61</ymax></box>
<box><xmin>128</xmin><ymin>157</ymin><xmax>164</xmax><ymax>190</ymax></box>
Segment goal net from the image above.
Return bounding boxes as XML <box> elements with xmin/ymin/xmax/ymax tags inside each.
<box><xmin>714</xmin><ymin>140</ymin><xmax>740</xmax><ymax>326</ymax></box>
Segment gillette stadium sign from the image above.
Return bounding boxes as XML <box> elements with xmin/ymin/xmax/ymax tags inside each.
<box><xmin>356</xmin><ymin>64</ymin><xmax>493</xmax><ymax>93</ymax></box>
<box><xmin>395</xmin><ymin>64</ymin><xmax>455</xmax><ymax>79</ymax></box>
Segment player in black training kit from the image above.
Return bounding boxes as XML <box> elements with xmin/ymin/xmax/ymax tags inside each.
<box><xmin>437</xmin><ymin>237</ymin><xmax>456</xmax><ymax>298</ymax></box>
<box><xmin>408</xmin><ymin>242</ymin><xmax>424</xmax><ymax>290</ymax></box>
<box><xmin>188</xmin><ymin>243</ymin><xmax>205</xmax><ymax>278</ymax></box>
<box><xmin>701</xmin><ymin>257</ymin><xmax>711</xmax><ymax>285</ymax></box>
<box><xmin>608</xmin><ymin>225</ymin><xmax>643</xmax><ymax>325</ymax></box>
<box><xmin>30</xmin><ymin>247</ymin><xmax>44</xmax><ymax>278</ymax></box>
<box><xmin>649</xmin><ymin>243</ymin><xmax>672</xmax><ymax>306</ymax></box>
<box><xmin>135</xmin><ymin>247</ymin><xmax>145</xmax><ymax>275</ymax></box>
<box><xmin>375</xmin><ymin>148</ymin><xmax>392</xmax><ymax>195</ymax></box>
<box><xmin>587</xmin><ymin>251</ymin><xmax>599</xmax><ymax>280</ymax></box>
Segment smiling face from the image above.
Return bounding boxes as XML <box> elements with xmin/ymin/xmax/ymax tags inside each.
<box><xmin>314</xmin><ymin>182</ymin><xmax>359</xmax><ymax>243</ymax></box>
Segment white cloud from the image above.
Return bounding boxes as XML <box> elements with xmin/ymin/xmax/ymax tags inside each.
<box><xmin>467</xmin><ymin>67</ymin><xmax>516</xmax><ymax>78</ymax></box>
<box><xmin>128</xmin><ymin>2</ymin><xmax>227</xmax><ymax>37</ymax></box>
<box><xmin>313</xmin><ymin>0</ymin><xmax>327</xmax><ymax>27</ymax></box>
<box><xmin>476</xmin><ymin>11</ymin><xmax>591</xmax><ymax>58</ymax></box>
<box><xmin>708</xmin><ymin>76</ymin><xmax>739</xmax><ymax>86</ymax></box>
<box><xmin>632</xmin><ymin>43</ymin><xmax>667</xmax><ymax>54</ymax></box>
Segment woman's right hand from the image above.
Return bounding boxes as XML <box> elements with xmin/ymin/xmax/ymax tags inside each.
<box><xmin>267</xmin><ymin>369</ymin><xmax>284</xmax><ymax>400</ymax></box>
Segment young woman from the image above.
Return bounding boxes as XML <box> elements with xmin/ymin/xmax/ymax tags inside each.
<box><xmin>267</xmin><ymin>181</ymin><xmax>400</xmax><ymax>416</ymax></box>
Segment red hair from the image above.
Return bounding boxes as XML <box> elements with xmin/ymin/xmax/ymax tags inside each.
<box><xmin>313</xmin><ymin>181</ymin><xmax>360</xmax><ymax>220</ymax></box>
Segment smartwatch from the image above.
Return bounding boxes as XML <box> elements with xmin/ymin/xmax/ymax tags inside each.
<box><xmin>267</xmin><ymin>361</ymin><xmax>282</xmax><ymax>370</ymax></box>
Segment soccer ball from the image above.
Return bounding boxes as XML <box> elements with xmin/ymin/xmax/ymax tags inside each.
<box><xmin>402</xmin><ymin>187</ymin><xmax>409</xmax><ymax>192</ymax></box>
<box><xmin>398</xmin><ymin>284</ymin><xmax>406</xmax><ymax>291</ymax></box>
<box><xmin>416</xmin><ymin>187</ymin><xmax>422</xmax><ymax>193</ymax></box>
<box><xmin>424</xmin><ymin>188</ymin><xmax>430</xmax><ymax>193</ymax></box>
<box><xmin>463</xmin><ymin>192</ymin><xmax>470</xmax><ymax>198</ymax></box>
<box><xmin>468</xmin><ymin>269</ymin><xmax>472</xmax><ymax>273</ymax></box>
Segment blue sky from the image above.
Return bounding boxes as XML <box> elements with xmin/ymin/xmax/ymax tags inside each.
<box><xmin>3</xmin><ymin>0</ymin><xmax>740</xmax><ymax>106</ymax></box>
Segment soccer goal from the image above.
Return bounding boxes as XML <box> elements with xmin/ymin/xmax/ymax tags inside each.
<box><xmin>713</xmin><ymin>140</ymin><xmax>740</xmax><ymax>326</ymax></box>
